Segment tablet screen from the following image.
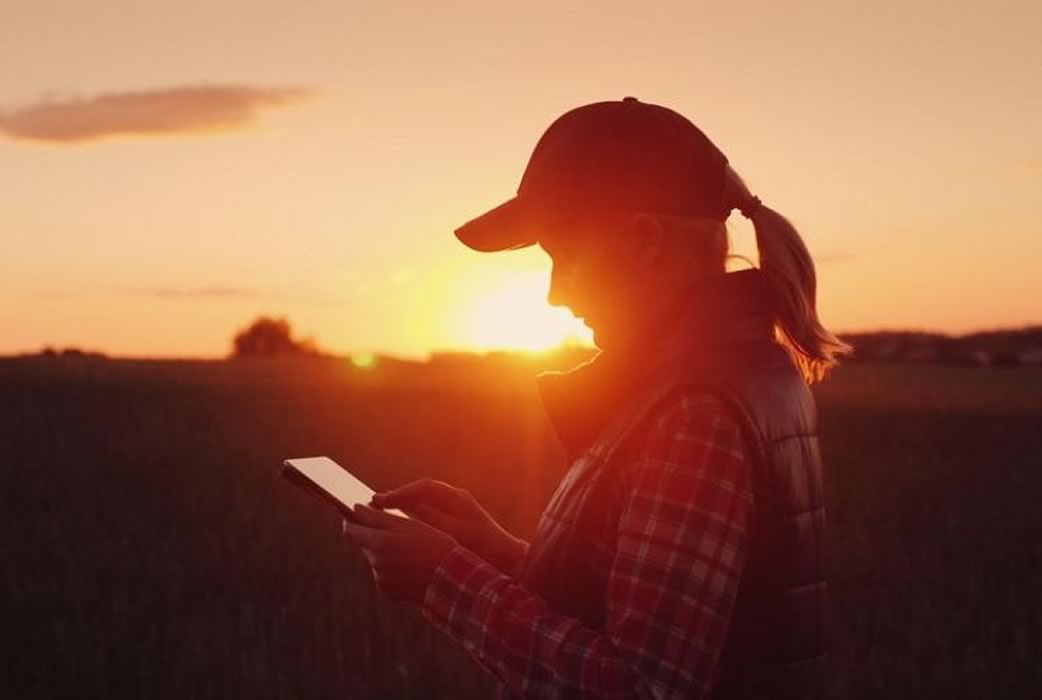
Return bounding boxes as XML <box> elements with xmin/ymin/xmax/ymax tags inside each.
<box><xmin>282</xmin><ymin>456</ymin><xmax>406</xmax><ymax>518</ymax></box>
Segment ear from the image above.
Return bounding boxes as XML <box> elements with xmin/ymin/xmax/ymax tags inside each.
<box><xmin>626</xmin><ymin>213</ymin><xmax>666</xmax><ymax>268</ymax></box>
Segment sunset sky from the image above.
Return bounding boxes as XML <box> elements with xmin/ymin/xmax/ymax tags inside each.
<box><xmin>3</xmin><ymin>1</ymin><xmax>1039</xmax><ymax>359</ymax></box>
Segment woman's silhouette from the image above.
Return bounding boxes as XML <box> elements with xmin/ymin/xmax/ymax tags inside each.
<box><xmin>343</xmin><ymin>96</ymin><xmax>851</xmax><ymax>699</ymax></box>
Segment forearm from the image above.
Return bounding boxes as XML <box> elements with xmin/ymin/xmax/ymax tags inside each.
<box><xmin>477</xmin><ymin>527</ymin><xmax>529</xmax><ymax>578</ymax></box>
<box><xmin>422</xmin><ymin>544</ymin><xmax>650</xmax><ymax>698</ymax></box>
<box><xmin>420</xmin><ymin>393</ymin><xmax>754</xmax><ymax>698</ymax></box>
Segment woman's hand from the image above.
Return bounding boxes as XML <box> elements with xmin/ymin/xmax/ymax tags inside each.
<box><xmin>341</xmin><ymin>503</ymin><xmax>457</xmax><ymax>605</ymax></box>
<box><xmin>370</xmin><ymin>479</ymin><xmax>528</xmax><ymax>576</ymax></box>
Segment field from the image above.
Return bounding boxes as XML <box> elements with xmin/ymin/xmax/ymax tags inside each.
<box><xmin>1</xmin><ymin>355</ymin><xmax>1040</xmax><ymax>698</ymax></box>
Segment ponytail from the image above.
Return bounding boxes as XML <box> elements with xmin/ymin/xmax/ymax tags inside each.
<box><xmin>723</xmin><ymin>166</ymin><xmax>853</xmax><ymax>383</ymax></box>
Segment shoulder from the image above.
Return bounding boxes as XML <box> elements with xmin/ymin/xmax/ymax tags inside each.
<box><xmin>616</xmin><ymin>387</ymin><xmax>755</xmax><ymax>522</ymax></box>
<box><xmin>629</xmin><ymin>388</ymin><xmax>750</xmax><ymax>479</ymax></box>
<box><xmin>648</xmin><ymin>389</ymin><xmax>745</xmax><ymax>447</ymax></box>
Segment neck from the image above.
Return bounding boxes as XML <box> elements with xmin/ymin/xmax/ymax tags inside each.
<box><xmin>536</xmin><ymin>267</ymin><xmax>774</xmax><ymax>454</ymax></box>
<box><xmin>606</xmin><ymin>267</ymin><xmax>771</xmax><ymax>365</ymax></box>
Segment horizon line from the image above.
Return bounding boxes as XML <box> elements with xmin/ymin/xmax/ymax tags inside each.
<box><xmin>3</xmin><ymin>321</ymin><xmax>1040</xmax><ymax>363</ymax></box>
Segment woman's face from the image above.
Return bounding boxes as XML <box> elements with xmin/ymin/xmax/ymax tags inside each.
<box><xmin>538</xmin><ymin>212</ymin><xmax>728</xmax><ymax>350</ymax></box>
<box><xmin>538</xmin><ymin>216</ymin><xmax>647</xmax><ymax>350</ymax></box>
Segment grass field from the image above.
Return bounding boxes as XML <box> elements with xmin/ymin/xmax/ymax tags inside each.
<box><xmin>1</xmin><ymin>356</ymin><xmax>1040</xmax><ymax>698</ymax></box>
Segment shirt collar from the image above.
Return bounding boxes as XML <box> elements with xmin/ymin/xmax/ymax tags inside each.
<box><xmin>534</xmin><ymin>268</ymin><xmax>773</xmax><ymax>455</ymax></box>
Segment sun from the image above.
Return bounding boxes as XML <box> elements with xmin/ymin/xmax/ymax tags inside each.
<box><xmin>464</xmin><ymin>271</ymin><xmax>593</xmax><ymax>352</ymax></box>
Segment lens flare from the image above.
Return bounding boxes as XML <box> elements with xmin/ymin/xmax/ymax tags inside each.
<box><xmin>350</xmin><ymin>352</ymin><xmax>376</xmax><ymax>368</ymax></box>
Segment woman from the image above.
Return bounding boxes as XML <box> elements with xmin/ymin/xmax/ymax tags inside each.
<box><xmin>342</xmin><ymin>97</ymin><xmax>851</xmax><ymax>698</ymax></box>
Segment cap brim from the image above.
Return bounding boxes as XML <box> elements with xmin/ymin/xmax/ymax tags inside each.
<box><xmin>454</xmin><ymin>196</ymin><xmax>539</xmax><ymax>252</ymax></box>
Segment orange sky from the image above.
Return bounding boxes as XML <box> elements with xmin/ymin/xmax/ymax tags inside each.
<box><xmin>2</xmin><ymin>1</ymin><xmax>1040</xmax><ymax>359</ymax></box>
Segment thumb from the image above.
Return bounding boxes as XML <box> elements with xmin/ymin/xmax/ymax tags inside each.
<box><xmin>352</xmin><ymin>502</ymin><xmax>410</xmax><ymax>531</ymax></box>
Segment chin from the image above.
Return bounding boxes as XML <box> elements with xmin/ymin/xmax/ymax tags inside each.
<box><xmin>589</xmin><ymin>325</ymin><xmax>612</xmax><ymax>351</ymax></box>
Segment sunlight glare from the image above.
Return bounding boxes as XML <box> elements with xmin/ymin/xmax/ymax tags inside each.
<box><xmin>350</xmin><ymin>352</ymin><xmax>376</xmax><ymax>368</ymax></box>
<box><xmin>465</xmin><ymin>271</ymin><xmax>593</xmax><ymax>352</ymax></box>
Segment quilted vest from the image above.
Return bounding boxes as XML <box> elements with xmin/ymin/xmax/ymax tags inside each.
<box><xmin>521</xmin><ymin>279</ymin><xmax>830</xmax><ymax>698</ymax></box>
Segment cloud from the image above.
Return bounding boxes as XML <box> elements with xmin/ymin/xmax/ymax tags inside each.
<box><xmin>0</xmin><ymin>84</ymin><xmax>314</xmax><ymax>143</ymax></box>
<box><xmin>121</xmin><ymin>284</ymin><xmax>345</xmax><ymax>308</ymax></box>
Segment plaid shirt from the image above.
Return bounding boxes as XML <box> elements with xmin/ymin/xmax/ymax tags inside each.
<box><xmin>422</xmin><ymin>392</ymin><xmax>754</xmax><ymax>698</ymax></box>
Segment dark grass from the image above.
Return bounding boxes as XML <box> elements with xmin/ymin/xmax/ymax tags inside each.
<box><xmin>1</xmin><ymin>357</ymin><xmax>1040</xmax><ymax>698</ymax></box>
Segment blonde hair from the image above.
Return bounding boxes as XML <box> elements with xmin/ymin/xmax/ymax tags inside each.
<box><xmin>717</xmin><ymin>165</ymin><xmax>853</xmax><ymax>382</ymax></box>
<box><xmin>649</xmin><ymin>167</ymin><xmax>851</xmax><ymax>383</ymax></box>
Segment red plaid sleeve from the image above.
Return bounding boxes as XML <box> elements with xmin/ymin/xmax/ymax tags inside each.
<box><xmin>421</xmin><ymin>393</ymin><xmax>754</xmax><ymax>698</ymax></box>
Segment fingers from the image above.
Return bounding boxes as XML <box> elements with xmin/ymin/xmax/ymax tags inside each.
<box><xmin>341</xmin><ymin>518</ymin><xmax>387</xmax><ymax>550</ymax></box>
<box><xmin>371</xmin><ymin>478</ymin><xmax>456</xmax><ymax>509</ymax></box>
<box><xmin>370</xmin><ymin>478</ymin><xmax>433</xmax><ymax>504</ymax></box>
<box><xmin>408</xmin><ymin>503</ymin><xmax>459</xmax><ymax>534</ymax></box>
<box><xmin>352</xmin><ymin>502</ymin><xmax>412</xmax><ymax>531</ymax></box>
<box><xmin>349</xmin><ymin>531</ymin><xmax>401</xmax><ymax>598</ymax></box>
<box><xmin>343</xmin><ymin>516</ymin><xmax>416</xmax><ymax>603</ymax></box>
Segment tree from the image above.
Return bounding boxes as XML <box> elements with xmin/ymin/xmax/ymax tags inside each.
<box><xmin>230</xmin><ymin>316</ymin><xmax>320</xmax><ymax>357</ymax></box>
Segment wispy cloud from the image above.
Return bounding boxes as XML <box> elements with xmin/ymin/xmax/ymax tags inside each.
<box><xmin>0</xmin><ymin>84</ymin><xmax>315</xmax><ymax>144</ymax></box>
<box><xmin>119</xmin><ymin>284</ymin><xmax>345</xmax><ymax>308</ymax></box>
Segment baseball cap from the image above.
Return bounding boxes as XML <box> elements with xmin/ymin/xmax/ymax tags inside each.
<box><xmin>454</xmin><ymin>96</ymin><xmax>731</xmax><ymax>252</ymax></box>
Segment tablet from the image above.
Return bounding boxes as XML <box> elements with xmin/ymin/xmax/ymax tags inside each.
<box><xmin>281</xmin><ymin>456</ymin><xmax>406</xmax><ymax>522</ymax></box>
